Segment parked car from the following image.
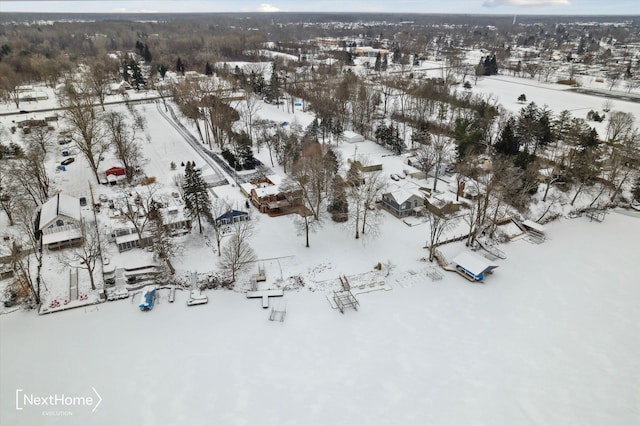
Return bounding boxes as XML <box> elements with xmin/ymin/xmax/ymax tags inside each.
<box><xmin>58</xmin><ymin>138</ymin><xmax>72</xmax><ymax>145</ymax></box>
<box><xmin>61</xmin><ymin>157</ymin><xmax>75</xmax><ymax>165</ymax></box>
<box><xmin>390</xmin><ymin>173</ymin><xmax>400</xmax><ymax>181</ymax></box>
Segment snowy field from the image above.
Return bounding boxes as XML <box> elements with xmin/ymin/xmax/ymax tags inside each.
<box><xmin>1</xmin><ymin>211</ymin><xmax>639</xmax><ymax>425</ymax></box>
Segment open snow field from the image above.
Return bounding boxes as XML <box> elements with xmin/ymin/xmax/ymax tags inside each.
<box><xmin>1</xmin><ymin>211</ymin><xmax>639</xmax><ymax>426</ymax></box>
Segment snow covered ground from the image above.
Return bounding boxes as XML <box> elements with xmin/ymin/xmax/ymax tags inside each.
<box><xmin>1</xmin><ymin>210</ymin><xmax>639</xmax><ymax>425</ymax></box>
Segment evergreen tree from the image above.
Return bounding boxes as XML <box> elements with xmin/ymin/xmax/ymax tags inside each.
<box><xmin>205</xmin><ymin>61</ymin><xmax>213</xmax><ymax>76</ymax></box>
<box><xmin>374</xmin><ymin>52</ymin><xmax>382</xmax><ymax>71</ymax></box>
<box><xmin>268</xmin><ymin>63</ymin><xmax>281</xmax><ymax>103</ymax></box>
<box><xmin>306</xmin><ymin>118</ymin><xmax>320</xmax><ymax>142</ymax></box>
<box><xmin>157</xmin><ymin>64</ymin><xmax>168</xmax><ymax>80</ymax></box>
<box><xmin>489</xmin><ymin>55</ymin><xmax>498</xmax><ymax>75</ymax></box>
<box><xmin>494</xmin><ymin>118</ymin><xmax>520</xmax><ymax>156</ymax></box>
<box><xmin>128</xmin><ymin>59</ymin><xmax>145</xmax><ymax>89</ymax></box>
<box><xmin>176</xmin><ymin>57</ymin><xmax>185</xmax><ymax>75</ymax></box>
<box><xmin>392</xmin><ymin>45</ymin><xmax>401</xmax><ymax>63</ymax></box>
<box><xmin>483</xmin><ymin>55</ymin><xmax>498</xmax><ymax>76</ymax></box>
<box><xmin>347</xmin><ymin>162</ymin><xmax>363</xmax><ymax>187</ymax></box>
<box><xmin>388</xmin><ymin>124</ymin><xmax>404</xmax><ymax>154</ymax></box>
<box><xmin>183</xmin><ymin>162</ymin><xmax>213</xmax><ymax>233</ymax></box>
<box><xmin>233</xmin><ymin>132</ymin><xmax>257</xmax><ymax>170</ymax></box>
<box><xmin>375</xmin><ymin>122</ymin><xmax>389</xmax><ymax>144</ymax></box>
<box><xmin>142</xmin><ymin>44</ymin><xmax>152</xmax><ymax>62</ymax></box>
<box><xmin>331</xmin><ymin>120</ymin><xmax>344</xmax><ymax>144</ymax></box>
<box><xmin>345</xmin><ymin>51</ymin><xmax>354</xmax><ymax>66</ymax></box>
<box><xmin>453</xmin><ymin>117</ymin><xmax>484</xmax><ymax>160</ymax></box>
<box><xmin>329</xmin><ymin>175</ymin><xmax>349</xmax><ymax>222</ymax></box>
<box><xmin>411</xmin><ymin>121</ymin><xmax>430</xmax><ymax>148</ymax></box>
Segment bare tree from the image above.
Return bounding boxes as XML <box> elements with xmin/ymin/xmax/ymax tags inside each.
<box><xmin>347</xmin><ymin>164</ymin><xmax>386</xmax><ymax>239</ymax></box>
<box><xmin>172</xmin><ymin>79</ymin><xmax>207</xmax><ymax>144</ymax></box>
<box><xmin>0</xmin><ymin>168</ymin><xmax>20</xmax><ymax>226</ymax></box>
<box><xmin>218</xmin><ymin>219</ymin><xmax>256</xmax><ymax>283</ymax></box>
<box><xmin>58</xmin><ymin>220</ymin><xmax>102</xmax><ymax>291</ymax></box>
<box><xmin>606</xmin><ymin>111</ymin><xmax>635</xmax><ymax>143</ymax></box>
<box><xmin>23</xmin><ymin>125</ymin><xmax>54</xmax><ymax>155</ymax></box>
<box><xmin>8</xmin><ymin>146</ymin><xmax>52</xmax><ymax>205</ymax></box>
<box><xmin>239</xmin><ymin>91</ymin><xmax>262</xmax><ymax>145</ymax></box>
<box><xmin>463</xmin><ymin>163</ymin><xmax>505</xmax><ymax>247</ymax></box>
<box><xmin>430</xmin><ymin>133</ymin><xmax>453</xmax><ymax>193</ymax></box>
<box><xmin>425</xmin><ymin>210</ymin><xmax>458</xmax><ymax>262</ymax></box>
<box><xmin>147</xmin><ymin>200</ymin><xmax>176</xmax><ymax>275</ymax></box>
<box><xmin>540</xmin><ymin>136</ymin><xmax>565</xmax><ymax>203</ymax></box>
<box><xmin>569</xmin><ymin>143</ymin><xmax>600</xmax><ymax>206</ymax></box>
<box><xmin>0</xmin><ymin>63</ymin><xmax>23</xmax><ymax>108</ymax></box>
<box><xmin>607</xmin><ymin>70</ymin><xmax>622</xmax><ymax>91</ymax></box>
<box><xmin>114</xmin><ymin>184</ymin><xmax>162</xmax><ymax>242</ymax></box>
<box><xmin>11</xmin><ymin>197</ymin><xmax>43</xmax><ymax>305</ymax></box>
<box><xmin>150</xmin><ymin>76</ymin><xmax>173</xmax><ymax>112</ymax></box>
<box><xmin>255</xmin><ymin>119</ymin><xmax>277</xmax><ymax>166</ymax></box>
<box><xmin>60</xmin><ymin>83</ymin><xmax>108</xmax><ymax>182</ymax></box>
<box><xmin>86</xmin><ymin>55</ymin><xmax>119</xmax><ymax>111</ymax></box>
<box><xmin>281</xmin><ymin>143</ymin><xmax>337</xmax><ymax>247</ymax></box>
<box><xmin>524</xmin><ymin>62</ymin><xmax>540</xmax><ymax>80</ymax></box>
<box><xmin>625</xmin><ymin>78</ymin><xmax>640</xmax><ymax>94</ymax></box>
<box><xmin>606</xmin><ymin>129</ymin><xmax>639</xmax><ymax>202</ymax></box>
<box><xmin>103</xmin><ymin>110</ymin><xmax>145</xmax><ymax>183</ymax></box>
<box><xmin>209</xmin><ymin>198</ymin><xmax>234</xmax><ymax>257</ymax></box>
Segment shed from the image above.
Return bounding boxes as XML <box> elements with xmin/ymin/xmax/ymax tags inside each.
<box><xmin>105</xmin><ymin>166</ymin><xmax>126</xmax><ymax>177</ymax></box>
<box><xmin>452</xmin><ymin>252</ymin><xmax>498</xmax><ymax>282</ymax></box>
<box><xmin>342</xmin><ymin>130</ymin><xmax>365</xmax><ymax>143</ymax></box>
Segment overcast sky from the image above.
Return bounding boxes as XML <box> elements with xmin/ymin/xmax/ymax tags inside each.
<box><xmin>0</xmin><ymin>0</ymin><xmax>638</xmax><ymax>15</ymax></box>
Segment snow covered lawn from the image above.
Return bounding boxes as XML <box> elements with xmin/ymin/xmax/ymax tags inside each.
<box><xmin>1</xmin><ymin>211</ymin><xmax>638</xmax><ymax>426</ymax></box>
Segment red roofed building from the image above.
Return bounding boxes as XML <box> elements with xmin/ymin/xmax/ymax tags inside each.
<box><xmin>105</xmin><ymin>166</ymin><xmax>126</xmax><ymax>177</ymax></box>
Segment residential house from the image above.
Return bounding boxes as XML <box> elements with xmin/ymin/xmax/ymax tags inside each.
<box><xmin>381</xmin><ymin>188</ymin><xmax>426</xmax><ymax>218</ymax></box>
<box><xmin>161</xmin><ymin>205</ymin><xmax>192</xmax><ymax>236</ymax></box>
<box><xmin>242</xmin><ymin>175</ymin><xmax>302</xmax><ymax>216</ymax></box>
<box><xmin>38</xmin><ymin>193</ymin><xmax>83</xmax><ymax>250</ymax></box>
<box><xmin>215</xmin><ymin>210</ymin><xmax>249</xmax><ymax>227</ymax></box>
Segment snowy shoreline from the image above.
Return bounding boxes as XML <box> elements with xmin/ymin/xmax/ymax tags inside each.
<box><xmin>2</xmin><ymin>210</ymin><xmax>638</xmax><ymax>426</ymax></box>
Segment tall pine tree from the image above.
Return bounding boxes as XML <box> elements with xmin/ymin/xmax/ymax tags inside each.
<box><xmin>494</xmin><ymin>118</ymin><xmax>520</xmax><ymax>156</ymax></box>
<box><xmin>183</xmin><ymin>162</ymin><xmax>213</xmax><ymax>233</ymax></box>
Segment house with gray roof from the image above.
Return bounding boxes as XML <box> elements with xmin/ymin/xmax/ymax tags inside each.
<box><xmin>38</xmin><ymin>193</ymin><xmax>83</xmax><ymax>250</ymax></box>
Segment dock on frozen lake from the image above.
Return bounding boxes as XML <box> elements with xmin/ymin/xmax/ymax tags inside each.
<box><xmin>246</xmin><ymin>289</ymin><xmax>284</xmax><ymax>308</ymax></box>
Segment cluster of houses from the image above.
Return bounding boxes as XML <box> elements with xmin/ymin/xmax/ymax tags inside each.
<box><xmin>34</xmin><ymin>191</ymin><xmax>251</xmax><ymax>254</ymax></box>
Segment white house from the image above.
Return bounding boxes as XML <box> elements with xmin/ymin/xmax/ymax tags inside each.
<box><xmin>38</xmin><ymin>193</ymin><xmax>83</xmax><ymax>250</ymax></box>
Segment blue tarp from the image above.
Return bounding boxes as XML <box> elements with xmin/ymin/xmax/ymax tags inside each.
<box><xmin>139</xmin><ymin>288</ymin><xmax>156</xmax><ymax>311</ymax></box>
